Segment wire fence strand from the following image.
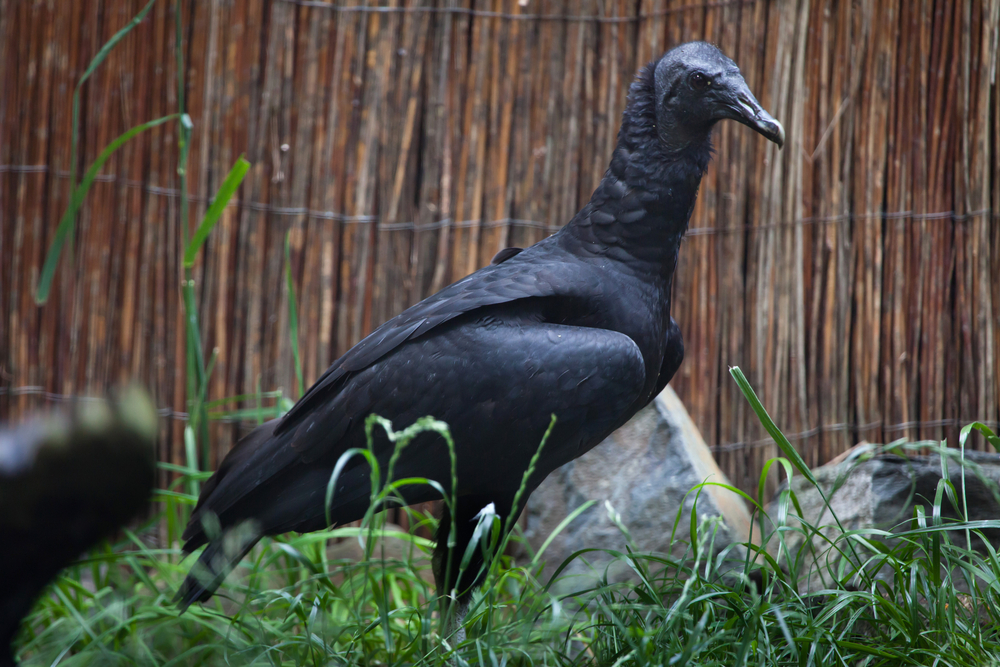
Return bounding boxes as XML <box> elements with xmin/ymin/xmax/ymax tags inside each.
<box><xmin>273</xmin><ymin>0</ymin><xmax>758</xmax><ymax>23</ymax></box>
<box><xmin>1</xmin><ymin>166</ymin><xmax>993</xmax><ymax>236</ymax></box>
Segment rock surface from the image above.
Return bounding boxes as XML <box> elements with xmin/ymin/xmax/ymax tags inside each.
<box><xmin>765</xmin><ymin>444</ymin><xmax>1000</xmax><ymax>592</ymax></box>
<box><xmin>519</xmin><ymin>387</ymin><xmax>753</xmax><ymax>590</ymax></box>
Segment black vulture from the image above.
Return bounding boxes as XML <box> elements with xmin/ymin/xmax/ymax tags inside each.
<box><xmin>0</xmin><ymin>389</ymin><xmax>157</xmax><ymax>667</ymax></box>
<box><xmin>176</xmin><ymin>41</ymin><xmax>783</xmax><ymax>608</ymax></box>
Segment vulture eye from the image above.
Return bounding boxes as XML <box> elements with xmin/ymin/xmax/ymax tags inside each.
<box><xmin>690</xmin><ymin>72</ymin><xmax>710</xmax><ymax>90</ymax></box>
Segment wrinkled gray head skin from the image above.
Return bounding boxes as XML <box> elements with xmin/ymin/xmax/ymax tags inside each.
<box><xmin>653</xmin><ymin>41</ymin><xmax>784</xmax><ymax>152</ymax></box>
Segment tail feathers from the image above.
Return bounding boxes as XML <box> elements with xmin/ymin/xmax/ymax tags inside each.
<box><xmin>182</xmin><ymin>420</ymin><xmax>281</xmax><ymax>544</ymax></box>
<box><xmin>174</xmin><ymin>521</ymin><xmax>260</xmax><ymax>611</ymax></box>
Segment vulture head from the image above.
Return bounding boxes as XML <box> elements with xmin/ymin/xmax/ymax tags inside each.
<box><xmin>653</xmin><ymin>41</ymin><xmax>785</xmax><ymax>152</ymax></box>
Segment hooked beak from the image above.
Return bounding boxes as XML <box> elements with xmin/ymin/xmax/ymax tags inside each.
<box><xmin>721</xmin><ymin>80</ymin><xmax>785</xmax><ymax>149</ymax></box>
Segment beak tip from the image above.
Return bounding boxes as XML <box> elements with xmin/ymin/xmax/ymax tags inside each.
<box><xmin>758</xmin><ymin>118</ymin><xmax>785</xmax><ymax>149</ymax></box>
<box><xmin>774</xmin><ymin>121</ymin><xmax>786</xmax><ymax>149</ymax></box>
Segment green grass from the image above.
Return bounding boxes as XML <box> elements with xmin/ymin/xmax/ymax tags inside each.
<box><xmin>12</xmin><ymin>411</ymin><xmax>1000</xmax><ymax>666</ymax></box>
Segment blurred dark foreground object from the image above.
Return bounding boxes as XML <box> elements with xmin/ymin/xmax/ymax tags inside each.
<box><xmin>0</xmin><ymin>387</ymin><xmax>157</xmax><ymax>667</ymax></box>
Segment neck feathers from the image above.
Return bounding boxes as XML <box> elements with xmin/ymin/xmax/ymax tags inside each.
<box><xmin>562</xmin><ymin>62</ymin><xmax>712</xmax><ymax>276</ymax></box>
<box><xmin>613</xmin><ymin>61</ymin><xmax>713</xmax><ymax>186</ymax></box>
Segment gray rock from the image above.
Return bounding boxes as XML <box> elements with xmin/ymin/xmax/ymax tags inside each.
<box><xmin>519</xmin><ymin>387</ymin><xmax>753</xmax><ymax>591</ymax></box>
<box><xmin>765</xmin><ymin>444</ymin><xmax>1000</xmax><ymax>592</ymax></box>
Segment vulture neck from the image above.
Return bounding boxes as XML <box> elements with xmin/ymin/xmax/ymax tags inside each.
<box><xmin>562</xmin><ymin>65</ymin><xmax>712</xmax><ymax>280</ymax></box>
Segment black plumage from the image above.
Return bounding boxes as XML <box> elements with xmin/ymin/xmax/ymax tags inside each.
<box><xmin>1</xmin><ymin>390</ymin><xmax>156</xmax><ymax>667</ymax></box>
<box><xmin>176</xmin><ymin>41</ymin><xmax>783</xmax><ymax>607</ymax></box>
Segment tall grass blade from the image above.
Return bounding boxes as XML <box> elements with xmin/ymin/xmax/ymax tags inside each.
<box><xmin>183</xmin><ymin>156</ymin><xmax>250</xmax><ymax>268</ymax></box>
<box><xmin>70</xmin><ymin>0</ymin><xmax>158</xmax><ymax>197</ymax></box>
<box><xmin>285</xmin><ymin>231</ymin><xmax>305</xmax><ymax>398</ymax></box>
<box><xmin>35</xmin><ymin>114</ymin><xmax>179</xmax><ymax>304</ymax></box>
<box><xmin>182</xmin><ymin>277</ymin><xmax>208</xmax><ymax>444</ymax></box>
<box><xmin>729</xmin><ymin>366</ymin><xmax>815</xmax><ymax>485</ymax></box>
<box><xmin>78</xmin><ymin>0</ymin><xmax>159</xmax><ymax>83</ymax></box>
<box><xmin>504</xmin><ymin>415</ymin><xmax>557</xmax><ymax>539</ymax></box>
<box><xmin>960</xmin><ymin>422</ymin><xmax>1000</xmax><ymax>451</ymax></box>
<box><xmin>731</xmin><ymin>365</ymin><xmax>863</xmax><ymax>572</ymax></box>
<box><xmin>179</xmin><ymin>156</ymin><xmax>249</xmax><ymax>456</ymax></box>
<box><xmin>184</xmin><ymin>426</ymin><xmax>199</xmax><ymax>498</ymax></box>
<box><xmin>531</xmin><ymin>499</ymin><xmax>597</xmax><ymax>566</ymax></box>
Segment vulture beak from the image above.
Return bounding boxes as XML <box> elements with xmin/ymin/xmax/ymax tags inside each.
<box><xmin>721</xmin><ymin>78</ymin><xmax>785</xmax><ymax>149</ymax></box>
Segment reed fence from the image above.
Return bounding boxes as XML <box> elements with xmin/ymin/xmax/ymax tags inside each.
<box><xmin>1</xmin><ymin>0</ymin><xmax>998</xmax><ymax>494</ymax></box>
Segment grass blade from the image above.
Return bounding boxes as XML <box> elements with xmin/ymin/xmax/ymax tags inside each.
<box><xmin>183</xmin><ymin>156</ymin><xmax>250</xmax><ymax>268</ymax></box>
<box><xmin>960</xmin><ymin>422</ymin><xmax>1000</xmax><ymax>451</ymax></box>
<box><xmin>285</xmin><ymin>231</ymin><xmax>305</xmax><ymax>398</ymax></box>
<box><xmin>182</xmin><ymin>275</ymin><xmax>208</xmax><ymax>447</ymax></box>
<box><xmin>730</xmin><ymin>366</ymin><xmax>816</xmax><ymax>486</ymax></box>
<box><xmin>531</xmin><ymin>499</ymin><xmax>597</xmax><ymax>566</ymax></box>
<box><xmin>70</xmin><ymin>0</ymin><xmax>158</xmax><ymax>193</ymax></box>
<box><xmin>36</xmin><ymin>114</ymin><xmax>179</xmax><ymax>304</ymax></box>
<box><xmin>79</xmin><ymin>0</ymin><xmax>159</xmax><ymax>85</ymax></box>
<box><xmin>730</xmin><ymin>365</ymin><xmax>865</xmax><ymax>573</ymax></box>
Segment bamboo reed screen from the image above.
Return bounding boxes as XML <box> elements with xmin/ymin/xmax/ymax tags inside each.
<box><xmin>1</xmin><ymin>0</ymin><xmax>998</xmax><ymax>494</ymax></box>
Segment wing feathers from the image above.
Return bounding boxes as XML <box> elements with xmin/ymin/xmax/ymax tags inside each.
<box><xmin>276</xmin><ymin>243</ymin><xmax>598</xmax><ymax>436</ymax></box>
